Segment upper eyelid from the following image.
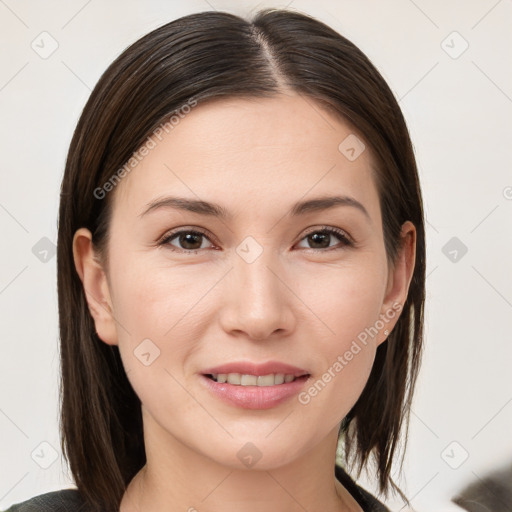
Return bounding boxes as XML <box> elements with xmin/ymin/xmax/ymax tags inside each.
<box><xmin>302</xmin><ymin>225</ymin><xmax>351</xmax><ymax>239</ymax></box>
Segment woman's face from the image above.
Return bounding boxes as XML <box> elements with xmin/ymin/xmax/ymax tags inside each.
<box><xmin>75</xmin><ymin>93</ymin><xmax>415</xmax><ymax>470</ymax></box>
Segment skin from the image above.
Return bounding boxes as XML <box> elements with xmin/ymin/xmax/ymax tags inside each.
<box><xmin>73</xmin><ymin>92</ymin><xmax>416</xmax><ymax>512</ymax></box>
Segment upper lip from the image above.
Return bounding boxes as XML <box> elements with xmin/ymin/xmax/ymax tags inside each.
<box><xmin>202</xmin><ymin>361</ymin><xmax>310</xmax><ymax>377</ymax></box>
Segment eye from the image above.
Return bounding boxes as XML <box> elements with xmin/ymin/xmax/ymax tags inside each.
<box><xmin>158</xmin><ymin>229</ymin><xmax>215</xmax><ymax>253</ymax></box>
<box><xmin>296</xmin><ymin>227</ymin><xmax>353</xmax><ymax>251</ymax></box>
<box><xmin>158</xmin><ymin>226</ymin><xmax>353</xmax><ymax>254</ymax></box>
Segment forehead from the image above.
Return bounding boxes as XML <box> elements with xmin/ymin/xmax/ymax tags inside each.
<box><xmin>112</xmin><ymin>93</ymin><xmax>380</xmax><ymax>223</ymax></box>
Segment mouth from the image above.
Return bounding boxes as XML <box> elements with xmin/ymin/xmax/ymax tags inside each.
<box><xmin>199</xmin><ymin>361</ymin><xmax>312</xmax><ymax>409</ymax></box>
<box><xmin>199</xmin><ymin>372</ymin><xmax>312</xmax><ymax>410</ymax></box>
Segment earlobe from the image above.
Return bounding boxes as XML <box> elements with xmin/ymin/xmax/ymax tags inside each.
<box><xmin>377</xmin><ymin>221</ymin><xmax>417</xmax><ymax>346</ymax></box>
<box><xmin>72</xmin><ymin>228</ymin><xmax>118</xmax><ymax>346</ymax></box>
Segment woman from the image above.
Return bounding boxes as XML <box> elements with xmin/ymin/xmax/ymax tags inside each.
<box><xmin>4</xmin><ymin>7</ymin><xmax>425</xmax><ymax>512</ymax></box>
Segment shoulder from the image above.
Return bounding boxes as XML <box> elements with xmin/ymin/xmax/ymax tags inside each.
<box><xmin>335</xmin><ymin>464</ymin><xmax>391</xmax><ymax>512</ymax></box>
<box><xmin>2</xmin><ymin>488</ymin><xmax>91</xmax><ymax>512</ymax></box>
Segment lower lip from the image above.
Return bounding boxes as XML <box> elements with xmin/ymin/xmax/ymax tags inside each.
<box><xmin>200</xmin><ymin>374</ymin><xmax>310</xmax><ymax>410</ymax></box>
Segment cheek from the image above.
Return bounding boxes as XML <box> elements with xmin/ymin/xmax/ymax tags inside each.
<box><xmin>294</xmin><ymin>254</ymin><xmax>386</xmax><ymax>340</ymax></box>
<box><xmin>106</xmin><ymin>252</ymin><xmax>218</xmax><ymax>388</ymax></box>
<box><xmin>295</xmin><ymin>260</ymin><xmax>385</xmax><ymax>407</ymax></box>
<box><xmin>109</xmin><ymin>254</ymin><xmax>216</xmax><ymax>337</ymax></box>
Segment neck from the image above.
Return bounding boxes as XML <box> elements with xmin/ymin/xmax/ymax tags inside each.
<box><xmin>120</xmin><ymin>407</ymin><xmax>362</xmax><ymax>512</ymax></box>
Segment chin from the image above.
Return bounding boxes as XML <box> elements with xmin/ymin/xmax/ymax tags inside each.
<box><xmin>203</xmin><ymin>442</ymin><xmax>301</xmax><ymax>471</ymax></box>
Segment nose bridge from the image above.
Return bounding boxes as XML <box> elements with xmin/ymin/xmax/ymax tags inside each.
<box><xmin>237</xmin><ymin>246</ymin><xmax>279</xmax><ymax>301</ymax></box>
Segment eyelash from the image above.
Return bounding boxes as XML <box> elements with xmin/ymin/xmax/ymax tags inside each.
<box><xmin>157</xmin><ymin>226</ymin><xmax>354</xmax><ymax>255</ymax></box>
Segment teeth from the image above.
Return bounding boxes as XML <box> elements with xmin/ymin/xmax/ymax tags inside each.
<box><xmin>211</xmin><ymin>373</ymin><xmax>301</xmax><ymax>386</ymax></box>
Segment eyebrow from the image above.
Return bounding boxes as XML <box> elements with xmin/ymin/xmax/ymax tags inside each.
<box><xmin>138</xmin><ymin>195</ymin><xmax>371</xmax><ymax>222</ymax></box>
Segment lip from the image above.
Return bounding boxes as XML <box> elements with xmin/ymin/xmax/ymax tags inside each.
<box><xmin>201</xmin><ymin>361</ymin><xmax>310</xmax><ymax>377</ymax></box>
<box><xmin>199</xmin><ymin>373</ymin><xmax>311</xmax><ymax>410</ymax></box>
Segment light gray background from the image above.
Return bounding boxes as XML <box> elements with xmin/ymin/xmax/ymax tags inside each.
<box><xmin>1</xmin><ymin>1</ymin><xmax>511</xmax><ymax>511</ymax></box>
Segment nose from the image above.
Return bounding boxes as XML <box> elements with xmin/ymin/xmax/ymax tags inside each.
<box><xmin>218</xmin><ymin>247</ymin><xmax>296</xmax><ymax>341</ymax></box>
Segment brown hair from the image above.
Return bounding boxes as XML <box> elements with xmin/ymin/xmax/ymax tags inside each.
<box><xmin>57</xmin><ymin>8</ymin><xmax>425</xmax><ymax>512</ymax></box>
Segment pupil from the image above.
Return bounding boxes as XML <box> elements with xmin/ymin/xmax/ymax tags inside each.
<box><xmin>309</xmin><ymin>232</ymin><xmax>329</xmax><ymax>248</ymax></box>
<box><xmin>181</xmin><ymin>233</ymin><xmax>201</xmax><ymax>249</ymax></box>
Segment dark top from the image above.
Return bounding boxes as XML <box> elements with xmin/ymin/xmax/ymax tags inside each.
<box><xmin>3</xmin><ymin>464</ymin><xmax>389</xmax><ymax>511</ymax></box>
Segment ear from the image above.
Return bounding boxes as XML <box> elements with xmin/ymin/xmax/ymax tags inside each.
<box><xmin>377</xmin><ymin>220</ymin><xmax>416</xmax><ymax>346</ymax></box>
<box><xmin>72</xmin><ymin>227</ymin><xmax>118</xmax><ymax>346</ymax></box>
